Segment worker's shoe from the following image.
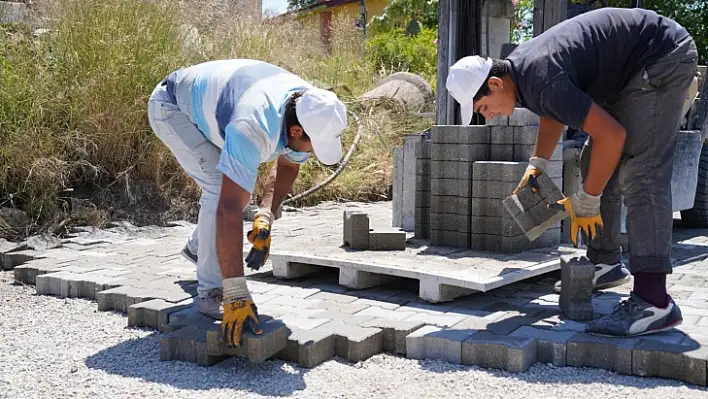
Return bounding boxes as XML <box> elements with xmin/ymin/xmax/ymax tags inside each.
<box><xmin>197</xmin><ymin>288</ymin><xmax>223</xmax><ymax>320</ymax></box>
<box><xmin>585</xmin><ymin>292</ymin><xmax>683</xmax><ymax>337</ymax></box>
<box><xmin>553</xmin><ymin>262</ymin><xmax>631</xmax><ymax>294</ymax></box>
<box><xmin>181</xmin><ymin>243</ymin><xmax>198</xmax><ymax>266</ymax></box>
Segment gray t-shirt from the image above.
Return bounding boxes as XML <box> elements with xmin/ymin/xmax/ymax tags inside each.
<box><xmin>506</xmin><ymin>7</ymin><xmax>689</xmax><ymax>130</ymax></box>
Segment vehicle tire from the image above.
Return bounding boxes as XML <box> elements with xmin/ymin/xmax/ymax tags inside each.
<box><xmin>681</xmin><ymin>142</ymin><xmax>708</xmax><ymax>227</ymax></box>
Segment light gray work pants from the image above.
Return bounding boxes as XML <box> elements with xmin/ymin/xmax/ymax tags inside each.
<box><xmin>580</xmin><ymin>34</ymin><xmax>699</xmax><ymax>275</ymax></box>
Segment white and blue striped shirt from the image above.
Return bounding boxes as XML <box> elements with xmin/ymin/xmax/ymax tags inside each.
<box><xmin>164</xmin><ymin>59</ymin><xmax>313</xmax><ymax>193</ymax></box>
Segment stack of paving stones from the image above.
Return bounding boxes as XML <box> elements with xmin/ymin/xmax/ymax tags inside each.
<box><xmin>414</xmin><ymin>139</ymin><xmax>431</xmax><ymax>239</ymax></box>
<box><xmin>5</xmin><ymin>211</ymin><xmax>708</xmax><ymax>387</ymax></box>
<box><xmin>419</xmin><ymin>108</ymin><xmax>564</xmax><ymax>252</ymax></box>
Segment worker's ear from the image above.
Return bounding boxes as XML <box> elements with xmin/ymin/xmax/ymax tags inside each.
<box><xmin>289</xmin><ymin>125</ymin><xmax>305</xmax><ymax>139</ymax></box>
<box><xmin>487</xmin><ymin>76</ymin><xmax>504</xmax><ymax>92</ymax></box>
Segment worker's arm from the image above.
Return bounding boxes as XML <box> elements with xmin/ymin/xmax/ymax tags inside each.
<box><xmin>259</xmin><ymin>155</ymin><xmax>300</xmax><ymax>216</ymax></box>
<box><xmin>533</xmin><ymin>116</ymin><xmax>566</xmax><ymax>160</ymax></box>
<box><xmin>215</xmin><ymin>174</ymin><xmax>252</xmax><ymax>279</ymax></box>
<box><xmin>579</xmin><ymin>103</ymin><xmax>626</xmax><ymax>195</ymax></box>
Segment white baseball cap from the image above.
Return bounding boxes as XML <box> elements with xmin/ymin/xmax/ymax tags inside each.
<box><xmin>445</xmin><ymin>56</ymin><xmax>493</xmax><ymax>125</ymax></box>
<box><xmin>296</xmin><ymin>88</ymin><xmax>347</xmax><ymax>165</ymax></box>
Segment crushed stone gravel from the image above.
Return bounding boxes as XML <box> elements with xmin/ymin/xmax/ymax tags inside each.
<box><xmin>1</xmin><ymin>270</ymin><xmax>707</xmax><ymax>399</ymax></box>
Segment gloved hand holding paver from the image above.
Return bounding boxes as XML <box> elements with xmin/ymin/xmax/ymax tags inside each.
<box><xmin>246</xmin><ymin>209</ymin><xmax>274</xmax><ymax>271</ymax></box>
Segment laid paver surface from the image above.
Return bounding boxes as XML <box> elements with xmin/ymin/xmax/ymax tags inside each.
<box><xmin>5</xmin><ymin>201</ymin><xmax>708</xmax><ymax>392</ymax></box>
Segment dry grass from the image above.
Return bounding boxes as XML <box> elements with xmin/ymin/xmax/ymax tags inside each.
<box><xmin>0</xmin><ymin>0</ymin><xmax>434</xmax><ymax>236</ymax></box>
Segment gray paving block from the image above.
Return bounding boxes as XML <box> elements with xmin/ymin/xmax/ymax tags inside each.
<box><xmin>470</xmin><ymin>234</ymin><xmax>529</xmax><ymax>253</ymax></box>
<box><xmin>528</xmin><ymin>228</ymin><xmax>561</xmax><ymax>250</ymax></box>
<box><xmin>430</xmin><ymin>213</ymin><xmax>471</xmax><ymax>234</ymax></box>
<box><xmin>461</xmin><ymin>331</ymin><xmax>537</xmax><ymax>372</ymax></box>
<box><xmin>490</xmin><ymin>144</ymin><xmax>514</xmax><ymax>161</ymax></box>
<box><xmin>343</xmin><ymin>211</ymin><xmax>370</xmax><ymax>250</ymax></box>
<box><xmin>469</xmin><ymin>216</ymin><xmax>524</xmax><ymax>237</ymax></box>
<box><xmin>546</xmin><ymin>160</ymin><xmax>563</xmax><ymax>179</ymax></box>
<box><xmin>414</xmin><ymin>206</ymin><xmax>430</xmax><ymax>225</ymax></box>
<box><xmin>415</xmin><ymin>158</ymin><xmax>431</xmax><ymax>175</ymax></box>
<box><xmin>368</xmin><ymin>229</ymin><xmax>407</xmax><ymax>250</ymax></box>
<box><xmin>277</xmin><ymin>326</ymin><xmax>336</xmax><ymax>368</ymax></box>
<box><xmin>472</xmin><ymin>161</ymin><xmax>528</xmax><ymax>182</ymax></box>
<box><xmin>470</xmin><ymin>198</ymin><xmax>504</xmax><ymax>217</ymax></box>
<box><xmin>128</xmin><ymin>298</ymin><xmax>194</xmax><ymax>330</ymax></box>
<box><xmin>487</xmin><ymin>115</ymin><xmax>509</xmax><ymax>126</ymax></box>
<box><xmin>414</xmin><ymin>221</ymin><xmax>430</xmax><ymax>239</ymax></box>
<box><xmin>159</xmin><ymin>325</ymin><xmax>226</xmax><ymax>366</ymax></box>
<box><xmin>320</xmin><ymin>321</ymin><xmax>384</xmax><ymax>362</ymax></box>
<box><xmin>360</xmin><ymin>318</ymin><xmax>425</xmax><ymax>355</ymax></box>
<box><xmin>431</xmin><ymin>125</ymin><xmax>491</xmax><ymax>144</ymax></box>
<box><xmin>512</xmin><ymin>126</ymin><xmax>537</xmax><ymax>145</ymax></box>
<box><xmin>310</xmin><ymin>309</ymin><xmax>375</xmax><ymax>325</ymax></box>
<box><xmin>205</xmin><ymin>319</ymin><xmax>289</xmax><ymax>363</ymax></box>
<box><xmin>415</xmin><ymin>190</ymin><xmax>430</xmax><ymax>208</ymax></box>
<box><xmin>2</xmin><ymin>249</ymin><xmax>38</xmax><ymax>270</ymax></box>
<box><xmin>559</xmin><ymin>255</ymin><xmax>594</xmax><ymax>321</ymax></box>
<box><xmin>96</xmin><ymin>285</ymin><xmax>149</xmax><ymax>313</ymax></box>
<box><xmin>632</xmin><ymin>338</ymin><xmax>708</xmax><ymax>386</ymax></box>
<box><xmin>502</xmin><ymin>173</ymin><xmax>568</xmax><ymax>241</ymax></box>
<box><xmin>509</xmin><ymin>326</ymin><xmax>575</xmax><ymax>366</ymax></box>
<box><xmin>430</xmin><ymin>195</ymin><xmax>471</xmax><ymax>216</ymax></box>
<box><xmin>415</xmin><ymin>173</ymin><xmax>430</xmax><ymax>189</ymax></box>
<box><xmin>431</xmin><ymin>143</ymin><xmax>489</xmax><ymax>162</ymax></box>
<box><xmin>431</xmin><ymin>160</ymin><xmax>473</xmax><ymax>180</ymax></box>
<box><xmin>415</xmin><ymin>140</ymin><xmax>430</xmax><ymax>159</ymax></box>
<box><xmin>36</xmin><ymin>271</ymin><xmax>79</xmax><ymax>297</ymax></box>
<box><xmin>431</xmin><ymin>178</ymin><xmax>473</xmax><ymax>198</ymax></box>
<box><xmin>430</xmin><ymin>229</ymin><xmax>469</xmax><ymax>248</ymax></box>
<box><xmin>405</xmin><ymin>325</ymin><xmax>478</xmax><ymax>364</ymax></box>
<box><xmin>472</xmin><ymin>180</ymin><xmax>518</xmax><ymax>199</ymax></box>
<box><xmin>566</xmin><ymin>333</ymin><xmax>640</xmax><ymax>375</ymax></box>
<box><xmin>490</xmin><ymin>126</ymin><xmax>514</xmax><ymax>144</ymax></box>
<box><xmin>508</xmin><ymin>108</ymin><xmax>540</xmax><ymax>126</ymax></box>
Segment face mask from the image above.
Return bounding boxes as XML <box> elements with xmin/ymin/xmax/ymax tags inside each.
<box><xmin>283</xmin><ymin>146</ymin><xmax>311</xmax><ymax>164</ymax></box>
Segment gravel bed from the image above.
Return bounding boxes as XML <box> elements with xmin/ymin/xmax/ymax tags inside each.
<box><xmin>1</xmin><ymin>270</ymin><xmax>707</xmax><ymax>399</ymax></box>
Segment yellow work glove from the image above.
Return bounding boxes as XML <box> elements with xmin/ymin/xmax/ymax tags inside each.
<box><xmin>246</xmin><ymin>209</ymin><xmax>274</xmax><ymax>271</ymax></box>
<box><xmin>550</xmin><ymin>187</ymin><xmax>603</xmax><ymax>247</ymax></box>
<box><xmin>221</xmin><ymin>277</ymin><xmax>262</xmax><ymax>347</ymax></box>
<box><xmin>514</xmin><ymin>157</ymin><xmax>548</xmax><ymax>194</ymax></box>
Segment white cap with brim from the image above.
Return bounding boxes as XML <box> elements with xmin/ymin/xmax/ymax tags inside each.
<box><xmin>445</xmin><ymin>56</ymin><xmax>493</xmax><ymax>125</ymax></box>
<box><xmin>296</xmin><ymin>87</ymin><xmax>347</xmax><ymax>165</ymax></box>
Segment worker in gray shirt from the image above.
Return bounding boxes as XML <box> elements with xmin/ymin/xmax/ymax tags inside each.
<box><xmin>445</xmin><ymin>7</ymin><xmax>698</xmax><ymax>337</ymax></box>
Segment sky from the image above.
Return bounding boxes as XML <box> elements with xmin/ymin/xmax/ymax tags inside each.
<box><xmin>262</xmin><ymin>0</ymin><xmax>289</xmax><ymax>15</ymax></box>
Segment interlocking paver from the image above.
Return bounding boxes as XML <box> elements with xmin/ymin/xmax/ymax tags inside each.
<box><xmin>405</xmin><ymin>325</ymin><xmax>478</xmax><ymax>364</ymax></box>
<box><xmin>127</xmin><ymin>298</ymin><xmax>194</xmax><ymax>330</ymax></box>
<box><xmin>632</xmin><ymin>337</ymin><xmax>708</xmax><ymax>386</ymax></box>
<box><xmin>461</xmin><ymin>331</ymin><xmax>537</xmax><ymax>373</ymax></box>
<box><xmin>319</xmin><ymin>321</ymin><xmax>384</xmax><ymax>362</ymax></box>
<box><xmin>509</xmin><ymin>326</ymin><xmax>574</xmax><ymax>366</ymax></box>
<box><xmin>360</xmin><ymin>318</ymin><xmax>425</xmax><ymax>355</ymax></box>
<box><xmin>566</xmin><ymin>333</ymin><xmax>640</xmax><ymax>375</ymax></box>
<box><xmin>205</xmin><ymin>319</ymin><xmax>289</xmax><ymax>363</ymax></box>
<box><xmin>277</xmin><ymin>326</ymin><xmax>336</xmax><ymax>368</ymax></box>
<box><xmin>159</xmin><ymin>325</ymin><xmax>226</xmax><ymax>366</ymax></box>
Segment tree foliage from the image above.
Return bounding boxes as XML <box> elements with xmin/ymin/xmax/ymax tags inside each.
<box><xmin>368</xmin><ymin>0</ymin><xmax>438</xmax><ymax>34</ymax></box>
<box><xmin>287</xmin><ymin>0</ymin><xmax>317</xmax><ymax>12</ymax></box>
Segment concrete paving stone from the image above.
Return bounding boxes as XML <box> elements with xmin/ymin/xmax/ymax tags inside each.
<box><xmin>415</xmin><ymin>189</ymin><xmax>430</xmax><ymax>208</ymax></box>
<box><xmin>431</xmin><ymin>195</ymin><xmax>472</xmax><ymax>216</ymax></box>
<box><xmin>430</xmin><ymin>229</ymin><xmax>469</xmax><ymax>248</ymax></box>
<box><xmin>276</xmin><ymin>326</ymin><xmax>336</xmax><ymax>368</ymax></box>
<box><xmin>508</xmin><ymin>108</ymin><xmax>540</xmax><ymax>126</ymax></box>
<box><xmin>262</xmin><ymin>295</ymin><xmax>324</xmax><ymax>309</ymax></box>
<box><xmin>415</xmin><ymin>173</ymin><xmax>431</xmax><ymax>190</ymax></box>
<box><xmin>277</xmin><ymin>315</ymin><xmax>331</xmax><ymax>331</ymax></box>
<box><xmin>309</xmin><ymin>291</ymin><xmax>358</xmax><ymax>303</ymax></box>
<box><xmin>159</xmin><ymin>325</ymin><xmax>227</xmax><ymax>366</ymax></box>
<box><xmin>430</xmin><ymin>213</ymin><xmax>471</xmax><ymax>234</ymax></box>
<box><xmin>405</xmin><ymin>325</ymin><xmax>479</xmax><ymax>364</ymax></box>
<box><xmin>397</xmin><ymin>301</ymin><xmax>457</xmax><ymax>314</ymax></box>
<box><xmin>509</xmin><ymin>326</ymin><xmax>575</xmax><ymax>366</ymax></box>
<box><xmin>415</xmin><ymin>140</ymin><xmax>430</xmax><ymax>158</ymax></box>
<box><xmin>369</xmin><ymin>229</ymin><xmax>407</xmax><ymax>250</ymax></box>
<box><xmin>489</xmin><ymin>144</ymin><xmax>514</xmax><ymax>161</ymax></box>
<box><xmin>639</xmin><ymin>331</ymin><xmax>690</xmax><ymax>345</ymax></box>
<box><xmin>430</xmin><ymin>178</ymin><xmax>473</xmax><ymax>198</ymax></box>
<box><xmin>632</xmin><ymin>338</ymin><xmax>708</xmax><ymax>386</ymax></box>
<box><xmin>360</xmin><ymin>318</ymin><xmax>425</xmax><ymax>355</ymax></box>
<box><xmin>320</xmin><ymin>301</ymin><xmax>370</xmax><ymax>314</ymax></box>
<box><xmin>431</xmin><ymin>125</ymin><xmax>491</xmax><ymax>144</ymax></box>
<box><xmin>351</xmin><ymin>298</ymin><xmax>403</xmax><ymax>310</ymax></box>
<box><xmin>405</xmin><ymin>312</ymin><xmax>466</xmax><ymax>328</ymax></box>
<box><xmin>268</xmin><ymin>285</ymin><xmax>321</xmax><ymax>299</ymax></box>
<box><xmin>2</xmin><ymin>249</ymin><xmax>40</xmax><ymax>270</ymax></box>
<box><xmin>559</xmin><ymin>255</ymin><xmax>595</xmax><ymax>321</ymax></box>
<box><xmin>128</xmin><ymin>298</ymin><xmax>195</xmax><ymax>330</ymax></box>
<box><xmin>472</xmin><ymin>180</ymin><xmax>518</xmax><ymax>199</ymax></box>
<box><xmin>343</xmin><ymin>210</ymin><xmax>370</xmax><ymax>250</ymax></box>
<box><xmin>490</xmin><ymin>126</ymin><xmax>514</xmax><ymax>144</ymax></box>
<box><xmin>470</xmin><ymin>197</ymin><xmax>504</xmax><ymax>217</ymax></box>
<box><xmin>16</xmin><ymin>261</ymin><xmax>71</xmax><ymax>285</ymax></box>
<box><xmin>58</xmin><ymin>272</ymin><xmax>101</xmax><ymax>299</ymax></box>
<box><xmin>431</xmin><ymin>160</ymin><xmax>472</xmax><ymax>180</ymax></box>
<box><xmin>470</xmin><ymin>234</ymin><xmax>529</xmax><ymax>253</ymax></box>
<box><xmin>310</xmin><ymin>309</ymin><xmax>375</xmax><ymax>325</ymax></box>
<box><xmin>277</xmin><ymin>306</ymin><xmax>330</xmax><ymax>319</ymax></box>
<box><xmin>416</xmin><ymin>158</ymin><xmax>431</xmax><ymax>175</ymax></box>
<box><xmin>96</xmin><ymin>285</ymin><xmax>151</xmax><ymax>313</ymax></box>
<box><xmin>205</xmin><ymin>319</ymin><xmax>289</xmax><ymax>363</ymax></box>
<box><xmin>528</xmin><ymin>227</ymin><xmax>561</xmax><ymax>249</ymax></box>
<box><xmin>319</xmin><ymin>320</ymin><xmax>384</xmax><ymax>362</ymax></box>
<box><xmin>512</xmin><ymin>126</ymin><xmax>537</xmax><ymax>145</ymax></box>
<box><xmin>461</xmin><ymin>331</ymin><xmax>537</xmax><ymax>373</ymax></box>
<box><xmin>35</xmin><ymin>271</ymin><xmax>77</xmax><ymax>297</ymax></box>
<box><xmin>55</xmin><ymin>264</ymin><xmax>109</xmax><ymax>274</ymax></box>
<box><xmin>469</xmin><ymin>216</ymin><xmax>524</xmax><ymax>237</ymax></box>
<box><xmin>431</xmin><ymin>143</ymin><xmax>489</xmax><ymax>162</ymax></box>
<box><xmin>472</xmin><ymin>161</ymin><xmax>528</xmax><ymax>182</ymax></box>
<box><xmin>549</xmin><ymin>319</ymin><xmax>588</xmax><ymax>333</ymax></box>
<box><xmin>487</xmin><ymin>115</ymin><xmax>509</xmax><ymax>125</ymax></box>
<box><xmin>164</xmin><ymin>306</ymin><xmax>220</xmax><ymax>333</ymax></box>
<box><xmin>566</xmin><ymin>333</ymin><xmax>640</xmax><ymax>375</ymax></box>
<box><xmin>355</xmin><ymin>306</ymin><xmax>417</xmax><ymax>321</ymax></box>
<box><xmin>453</xmin><ymin>313</ymin><xmax>528</xmax><ymax>336</ymax></box>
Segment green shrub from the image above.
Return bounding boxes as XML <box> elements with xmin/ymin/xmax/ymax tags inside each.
<box><xmin>365</xmin><ymin>28</ymin><xmax>438</xmax><ymax>87</ymax></box>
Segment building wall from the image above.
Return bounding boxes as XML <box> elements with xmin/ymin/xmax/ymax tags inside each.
<box><xmin>299</xmin><ymin>0</ymin><xmax>389</xmax><ymax>43</ymax></box>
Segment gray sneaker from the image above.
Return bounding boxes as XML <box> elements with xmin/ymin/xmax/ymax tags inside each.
<box><xmin>554</xmin><ymin>262</ymin><xmax>631</xmax><ymax>294</ymax></box>
<box><xmin>181</xmin><ymin>244</ymin><xmax>198</xmax><ymax>265</ymax></box>
<box><xmin>197</xmin><ymin>288</ymin><xmax>223</xmax><ymax>320</ymax></box>
<box><xmin>586</xmin><ymin>292</ymin><xmax>683</xmax><ymax>337</ymax></box>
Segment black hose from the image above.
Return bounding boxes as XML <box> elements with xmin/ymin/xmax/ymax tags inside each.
<box><xmin>282</xmin><ymin>110</ymin><xmax>363</xmax><ymax>205</ymax></box>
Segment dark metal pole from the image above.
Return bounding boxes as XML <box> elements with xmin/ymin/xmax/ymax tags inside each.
<box><xmin>630</xmin><ymin>0</ymin><xmax>643</xmax><ymax>8</ymax></box>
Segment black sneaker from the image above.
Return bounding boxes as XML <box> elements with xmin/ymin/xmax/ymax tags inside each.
<box><xmin>554</xmin><ymin>262</ymin><xmax>631</xmax><ymax>294</ymax></box>
<box><xmin>181</xmin><ymin>244</ymin><xmax>198</xmax><ymax>265</ymax></box>
<box><xmin>585</xmin><ymin>292</ymin><xmax>683</xmax><ymax>337</ymax></box>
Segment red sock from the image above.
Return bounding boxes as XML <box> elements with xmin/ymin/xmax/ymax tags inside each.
<box><xmin>633</xmin><ymin>273</ymin><xmax>668</xmax><ymax>308</ymax></box>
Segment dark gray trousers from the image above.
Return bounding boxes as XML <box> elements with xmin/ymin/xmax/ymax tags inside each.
<box><xmin>579</xmin><ymin>35</ymin><xmax>699</xmax><ymax>275</ymax></box>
